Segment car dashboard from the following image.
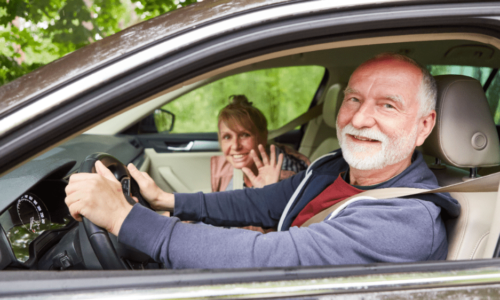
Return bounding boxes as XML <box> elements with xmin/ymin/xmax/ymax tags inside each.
<box><xmin>0</xmin><ymin>159</ymin><xmax>76</xmax><ymax>269</ymax></box>
<box><xmin>0</xmin><ymin>183</ymin><xmax>72</xmax><ymax>263</ymax></box>
<box><xmin>0</xmin><ymin>134</ymin><xmax>145</xmax><ymax>270</ymax></box>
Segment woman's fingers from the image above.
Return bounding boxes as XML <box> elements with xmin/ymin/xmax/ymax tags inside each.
<box><xmin>250</xmin><ymin>149</ymin><xmax>264</xmax><ymax>168</ymax></box>
<box><xmin>242</xmin><ymin>167</ymin><xmax>262</xmax><ymax>187</ymax></box>
<box><xmin>258</xmin><ymin>144</ymin><xmax>269</xmax><ymax>165</ymax></box>
<box><xmin>277</xmin><ymin>153</ymin><xmax>284</xmax><ymax>170</ymax></box>
<box><xmin>269</xmin><ymin>144</ymin><xmax>276</xmax><ymax>166</ymax></box>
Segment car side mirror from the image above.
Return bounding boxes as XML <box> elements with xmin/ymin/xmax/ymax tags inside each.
<box><xmin>139</xmin><ymin>109</ymin><xmax>175</xmax><ymax>133</ymax></box>
<box><xmin>154</xmin><ymin>109</ymin><xmax>175</xmax><ymax>133</ymax></box>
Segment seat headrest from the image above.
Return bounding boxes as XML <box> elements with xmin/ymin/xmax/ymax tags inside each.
<box><xmin>322</xmin><ymin>83</ymin><xmax>344</xmax><ymax>128</ymax></box>
<box><xmin>421</xmin><ymin>75</ymin><xmax>500</xmax><ymax>168</ymax></box>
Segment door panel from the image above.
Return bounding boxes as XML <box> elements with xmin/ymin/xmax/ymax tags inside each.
<box><xmin>145</xmin><ymin>148</ymin><xmax>220</xmax><ymax>193</ymax></box>
<box><xmin>136</xmin><ymin>132</ymin><xmax>219</xmax><ymax>153</ymax></box>
<box><xmin>137</xmin><ymin>129</ymin><xmax>306</xmax><ymax>194</ymax></box>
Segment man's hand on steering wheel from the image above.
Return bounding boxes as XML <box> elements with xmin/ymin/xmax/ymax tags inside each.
<box><xmin>127</xmin><ymin>163</ymin><xmax>175</xmax><ymax>212</ymax></box>
<box><xmin>65</xmin><ymin>160</ymin><xmax>133</xmax><ymax>236</ymax></box>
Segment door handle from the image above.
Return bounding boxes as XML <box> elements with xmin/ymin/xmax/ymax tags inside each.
<box><xmin>166</xmin><ymin>141</ymin><xmax>194</xmax><ymax>151</ymax></box>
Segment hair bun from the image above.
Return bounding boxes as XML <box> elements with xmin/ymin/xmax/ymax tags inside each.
<box><xmin>228</xmin><ymin>95</ymin><xmax>253</xmax><ymax>106</ymax></box>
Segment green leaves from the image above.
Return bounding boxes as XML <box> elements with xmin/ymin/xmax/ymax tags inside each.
<box><xmin>163</xmin><ymin>66</ymin><xmax>326</xmax><ymax>133</ymax></box>
<box><xmin>0</xmin><ymin>0</ymin><xmax>196</xmax><ymax>87</ymax></box>
<box><xmin>134</xmin><ymin>0</ymin><xmax>197</xmax><ymax>20</ymax></box>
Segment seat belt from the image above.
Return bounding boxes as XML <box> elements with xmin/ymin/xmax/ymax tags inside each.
<box><xmin>233</xmin><ymin>168</ymin><xmax>244</xmax><ymax>190</ymax></box>
<box><xmin>301</xmin><ymin>171</ymin><xmax>500</xmax><ymax>228</ymax></box>
<box><xmin>268</xmin><ymin>104</ymin><xmax>323</xmax><ymax>140</ymax></box>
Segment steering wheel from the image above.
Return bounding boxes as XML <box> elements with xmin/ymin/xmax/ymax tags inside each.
<box><xmin>79</xmin><ymin>153</ymin><xmax>152</xmax><ymax>269</ymax></box>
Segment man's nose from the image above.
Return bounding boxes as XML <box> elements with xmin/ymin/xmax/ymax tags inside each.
<box><xmin>350</xmin><ymin>102</ymin><xmax>376</xmax><ymax>129</ymax></box>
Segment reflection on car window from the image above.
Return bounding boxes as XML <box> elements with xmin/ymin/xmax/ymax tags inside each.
<box><xmin>427</xmin><ymin>65</ymin><xmax>500</xmax><ymax>124</ymax></box>
<box><xmin>163</xmin><ymin>66</ymin><xmax>325</xmax><ymax>133</ymax></box>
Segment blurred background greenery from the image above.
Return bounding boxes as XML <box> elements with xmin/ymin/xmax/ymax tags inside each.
<box><xmin>0</xmin><ymin>0</ymin><xmax>197</xmax><ymax>86</ymax></box>
<box><xmin>163</xmin><ymin>66</ymin><xmax>326</xmax><ymax>132</ymax></box>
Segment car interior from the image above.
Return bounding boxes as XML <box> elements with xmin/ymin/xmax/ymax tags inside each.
<box><xmin>3</xmin><ymin>31</ymin><xmax>500</xmax><ymax>270</ymax></box>
<box><xmin>88</xmin><ymin>34</ymin><xmax>500</xmax><ymax>260</ymax></box>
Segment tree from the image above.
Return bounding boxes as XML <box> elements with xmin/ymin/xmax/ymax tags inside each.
<box><xmin>0</xmin><ymin>0</ymin><xmax>197</xmax><ymax>86</ymax></box>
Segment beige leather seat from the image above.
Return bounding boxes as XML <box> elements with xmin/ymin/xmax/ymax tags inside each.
<box><xmin>421</xmin><ymin>75</ymin><xmax>500</xmax><ymax>260</ymax></box>
<box><xmin>309</xmin><ymin>84</ymin><xmax>344</xmax><ymax>161</ymax></box>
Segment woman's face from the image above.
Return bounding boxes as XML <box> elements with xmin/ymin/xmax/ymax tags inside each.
<box><xmin>219</xmin><ymin>121</ymin><xmax>261</xmax><ymax>170</ymax></box>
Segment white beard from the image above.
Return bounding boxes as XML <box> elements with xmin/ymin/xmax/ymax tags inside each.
<box><xmin>336</xmin><ymin>123</ymin><xmax>418</xmax><ymax>170</ymax></box>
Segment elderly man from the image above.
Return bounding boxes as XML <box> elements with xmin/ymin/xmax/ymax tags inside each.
<box><xmin>65</xmin><ymin>53</ymin><xmax>460</xmax><ymax>268</ymax></box>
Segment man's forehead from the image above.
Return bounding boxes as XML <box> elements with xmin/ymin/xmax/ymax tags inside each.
<box><xmin>344</xmin><ymin>86</ymin><xmax>406</xmax><ymax>106</ymax></box>
<box><xmin>352</xmin><ymin>58</ymin><xmax>423</xmax><ymax>80</ymax></box>
<box><xmin>346</xmin><ymin>60</ymin><xmax>421</xmax><ymax>102</ymax></box>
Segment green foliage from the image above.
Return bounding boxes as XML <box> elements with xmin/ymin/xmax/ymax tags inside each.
<box><xmin>163</xmin><ymin>66</ymin><xmax>325</xmax><ymax>133</ymax></box>
<box><xmin>0</xmin><ymin>0</ymin><xmax>196</xmax><ymax>86</ymax></box>
<box><xmin>134</xmin><ymin>0</ymin><xmax>198</xmax><ymax>20</ymax></box>
<box><xmin>486</xmin><ymin>74</ymin><xmax>500</xmax><ymax>124</ymax></box>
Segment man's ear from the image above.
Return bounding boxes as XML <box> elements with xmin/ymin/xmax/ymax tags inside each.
<box><xmin>415</xmin><ymin>110</ymin><xmax>436</xmax><ymax>147</ymax></box>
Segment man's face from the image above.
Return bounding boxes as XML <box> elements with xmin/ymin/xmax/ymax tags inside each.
<box><xmin>336</xmin><ymin>58</ymin><xmax>424</xmax><ymax>170</ymax></box>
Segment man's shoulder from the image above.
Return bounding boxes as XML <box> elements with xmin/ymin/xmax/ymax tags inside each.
<box><xmin>379</xmin><ymin>150</ymin><xmax>440</xmax><ymax>189</ymax></box>
<box><xmin>307</xmin><ymin>149</ymin><xmax>346</xmax><ymax>173</ymax></box>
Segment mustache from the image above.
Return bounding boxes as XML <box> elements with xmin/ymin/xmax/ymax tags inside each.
<box><xmin>340</xmin><ymin>124</ymin><xmax>388</xmax><ymax>143</ymax></box>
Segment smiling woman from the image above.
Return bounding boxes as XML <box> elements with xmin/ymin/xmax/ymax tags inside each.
<box><xmin>213</xmin><ymin>95</ymin><xmax>310</xmax><ymax>192</ymax></box>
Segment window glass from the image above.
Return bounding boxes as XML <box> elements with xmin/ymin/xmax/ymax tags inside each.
<box><xmin>485</xmin><ymin>73</ymin><xmax>500</xmax><ymax>124</ymax></box>
<box><xmin>163</xmin><ymin>66</ymin><xmax>325</xmax><ymax>133</ymax></box>
<box><xmin>427</xmin><ymin>65</ymin><xmax>500</xmax><ymax>123</ymax></box>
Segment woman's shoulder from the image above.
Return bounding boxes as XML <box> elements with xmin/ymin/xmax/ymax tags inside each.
<box><xmin>211</xmin><ymin>155</ymin><xmax>233</xmax><ymax>176</ymax></box>
<box><xmin>211</xmin><ymin>155</ymin><xmax>233</xmax><ymax>192</ymax></box>
<box><xmin>273</xmin><ymin>143</ymin><xmax>311</xmax><ymax>180</ymax></box>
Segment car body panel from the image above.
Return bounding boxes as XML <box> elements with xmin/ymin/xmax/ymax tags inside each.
<box><xmin>1</xmin><ymin>264</ymin><xmax>500</xmax><ymax>299</ymax></box>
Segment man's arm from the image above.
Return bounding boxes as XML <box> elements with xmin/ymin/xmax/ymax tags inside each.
<box><xmin>174</xmin><ymin>171</ymin><xmax>306</xmax><ymax>228</ymax></box>
<box><xmin>119</xmin><ymin>198</ymin><xmax>445</xmax><ymax>268</ymax></box>
<box><xmin>128</xmin><ymin>162</ymin><xmax>307</xmax><ymax>228</ymax></box>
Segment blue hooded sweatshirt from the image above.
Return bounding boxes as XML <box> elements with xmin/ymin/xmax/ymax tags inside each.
<box><xmin>118</xmin><ymin>150</ymin><xmax>460</xmax><ymax>269</ymax></box>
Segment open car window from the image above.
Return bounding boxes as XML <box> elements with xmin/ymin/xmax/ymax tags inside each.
<box><xmin>160</xmin><ymin>66</ymin><xmax>325</xmax><ymax>133</ymax></box>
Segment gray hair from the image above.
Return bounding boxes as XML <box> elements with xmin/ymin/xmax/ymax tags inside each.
<box><xmin>367</xmin><ymin>53</ymin><xmax>437</xmax><ymax>117</ymax></box>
